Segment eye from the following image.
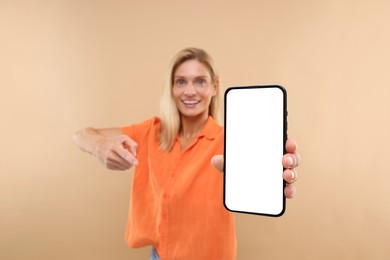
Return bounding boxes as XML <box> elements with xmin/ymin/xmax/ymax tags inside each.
<box><xmin>195</xmin><ymin>79</ymin><xmax>206</xmax><ymax>86</ymax></box>
<box><xmin>175</xmin><ymin>79</ymin><xmax>186</xmax><ymax>86</ymax></box>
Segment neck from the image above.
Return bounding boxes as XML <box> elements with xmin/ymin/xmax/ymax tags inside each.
<box><xmin>179</xmin><ymin>113</ymin><xmax>209</xmax><ymax>139</ymax></box>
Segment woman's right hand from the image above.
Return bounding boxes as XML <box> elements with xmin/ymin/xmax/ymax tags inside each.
<box><xmin>73</xmin><ymin>127</ymin><xmax>138</xmax><ymax>171</ymax></box>
<box><xmin>94</xmin><ymin>135</ymin><xmax>139</xmax><ymax>170</ymax></box>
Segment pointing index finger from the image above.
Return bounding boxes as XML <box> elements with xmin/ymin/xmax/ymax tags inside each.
<box><xmin>118</xmin><ymin>135</ymin><xmax>138</xmax><ymax>156</ymax></box>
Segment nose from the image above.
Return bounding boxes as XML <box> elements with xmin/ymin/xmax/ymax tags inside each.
<box><xmin>183</xmin><ymin>84</ymin><xmax>196</xmax><ymax>95</ymax></box>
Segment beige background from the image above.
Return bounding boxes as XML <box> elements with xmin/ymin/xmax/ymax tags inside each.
<box><xmin>1</xmin><ymin>0</ymin><xmax>389</xmax><ymax>259</ymax></box>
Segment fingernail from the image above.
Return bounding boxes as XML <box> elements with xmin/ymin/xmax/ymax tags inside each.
<box><xmin>290</xmin><ymin>170</ymin><xmax>296</xmax><ymax>181</ymax></box>
<box><xmin>291</xmin><ymin>186</ymin><xmax>296</xmax><ymax>197</ymax></box>
<box><xmin>211</xmin><ymin>156</ymin><xmax>218</xmax><ymax>165</ymax></box>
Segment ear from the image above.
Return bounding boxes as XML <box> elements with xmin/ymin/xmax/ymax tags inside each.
<box><xmin>212</xmin><ymin>78</ymin><xmax>219</xmax><ymax>96</ymax></box>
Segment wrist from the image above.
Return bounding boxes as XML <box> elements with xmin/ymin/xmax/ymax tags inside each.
<box><xmin>92</xmin><ymin>137</ymin><xmax>105</xmax><ymax>158</ymax></box>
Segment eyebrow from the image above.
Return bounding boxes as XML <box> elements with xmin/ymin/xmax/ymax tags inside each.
<box><xmin>173</xmin><ymin>75</ymin><xmax>210</xmax><ymax>79</ymax></box>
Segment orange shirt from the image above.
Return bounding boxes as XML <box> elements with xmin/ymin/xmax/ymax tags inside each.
<box><xmin>122</xmin><ymin>116</ymin><xmax>236</xmax><ymax>260</ymax></box>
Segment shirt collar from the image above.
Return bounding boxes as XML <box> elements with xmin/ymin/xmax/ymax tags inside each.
<box><xmin>198</xmin><ymin>116</ymin><xmax>222</xmax><ymax>140</ymax></box>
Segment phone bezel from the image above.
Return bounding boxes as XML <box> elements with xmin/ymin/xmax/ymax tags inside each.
<box><xmin>223</xmin><ymin>85</ymin><xmax>288</xmax><ymax>217</ymax></box>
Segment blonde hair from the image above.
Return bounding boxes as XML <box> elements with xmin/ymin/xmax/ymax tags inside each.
<box><xmin>159</xmin><ymin>47</ymin><xmax>221</xmax><ymax>151</ymax></box>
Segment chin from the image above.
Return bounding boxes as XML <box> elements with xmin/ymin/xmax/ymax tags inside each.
<box><xmin>180</xmin><ymin>110</ymin><xmax>208</xmax><ymax>119</ymax></box>
<box><xmin>181</xmin><ymin>112</ymin><xmax>200</xmax><ymax>118</ymax></box>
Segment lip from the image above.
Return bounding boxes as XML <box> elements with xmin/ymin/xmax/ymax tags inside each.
<box><xmin>182</xmin><ymin>100</ymin><xmax>200</xmax><ymax>107</ymax></box>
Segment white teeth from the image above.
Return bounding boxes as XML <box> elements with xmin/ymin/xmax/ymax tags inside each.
<box><xmin>183</xmin><ymin>100</ymin><xmax>199</xmax><ymax>105</ymax></box>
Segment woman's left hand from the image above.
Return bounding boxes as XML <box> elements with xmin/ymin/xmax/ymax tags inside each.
<box><xmin>211</xmin><ymin>137</ymin><xmax>300</xmax><ymax>199</ymax></box>
<box><xmin>281</xmin><ymin>138</ymin><xmax>300</xmax><ymax>198</ymax></box>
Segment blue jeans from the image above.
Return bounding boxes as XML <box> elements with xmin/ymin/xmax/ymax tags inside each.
<box><xmin>149</xmin><ymin>248</ymin><xmax>160</xmax><ymax>260</ymax></box>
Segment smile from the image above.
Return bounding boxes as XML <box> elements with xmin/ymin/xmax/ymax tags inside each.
<box><xmin>182</xmin><ymin>100</ymin><xmax>200</xmax><ymax>105</ymax></box>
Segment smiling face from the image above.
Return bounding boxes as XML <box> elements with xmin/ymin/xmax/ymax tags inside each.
<box><xmin>172</xmin><ymin>59</ymin><xmax>217</xmax><ymax>120</ymax></box>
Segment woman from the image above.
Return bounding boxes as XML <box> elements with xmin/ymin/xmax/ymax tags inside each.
<box><xmin>73</xmin><ymin>48</ymin><xmax>299</xmax><ymax>260</ymax></box>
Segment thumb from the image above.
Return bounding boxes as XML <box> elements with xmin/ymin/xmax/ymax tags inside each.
<box><xmin>211</xmin><ymin>155</ymin><xmax>224</xmax><ymax>172</ymax></box>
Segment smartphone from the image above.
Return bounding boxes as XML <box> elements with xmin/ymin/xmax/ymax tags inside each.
<box><xmin>224</xmin><ymin>85</ymin><xmax>287</xmax><ymax>217</ymax></box>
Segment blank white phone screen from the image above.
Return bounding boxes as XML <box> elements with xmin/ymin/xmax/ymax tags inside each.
<box><xmin>224</xmin><ymin>86</ymin><xmax>286</xmax><ymax>216</ymax></box>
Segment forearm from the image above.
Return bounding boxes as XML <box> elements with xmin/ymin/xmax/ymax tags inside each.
<box><xmin>73</xmin><ymin>127</ymin><xmax>106</xmax><ymax>156</ymax></box>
